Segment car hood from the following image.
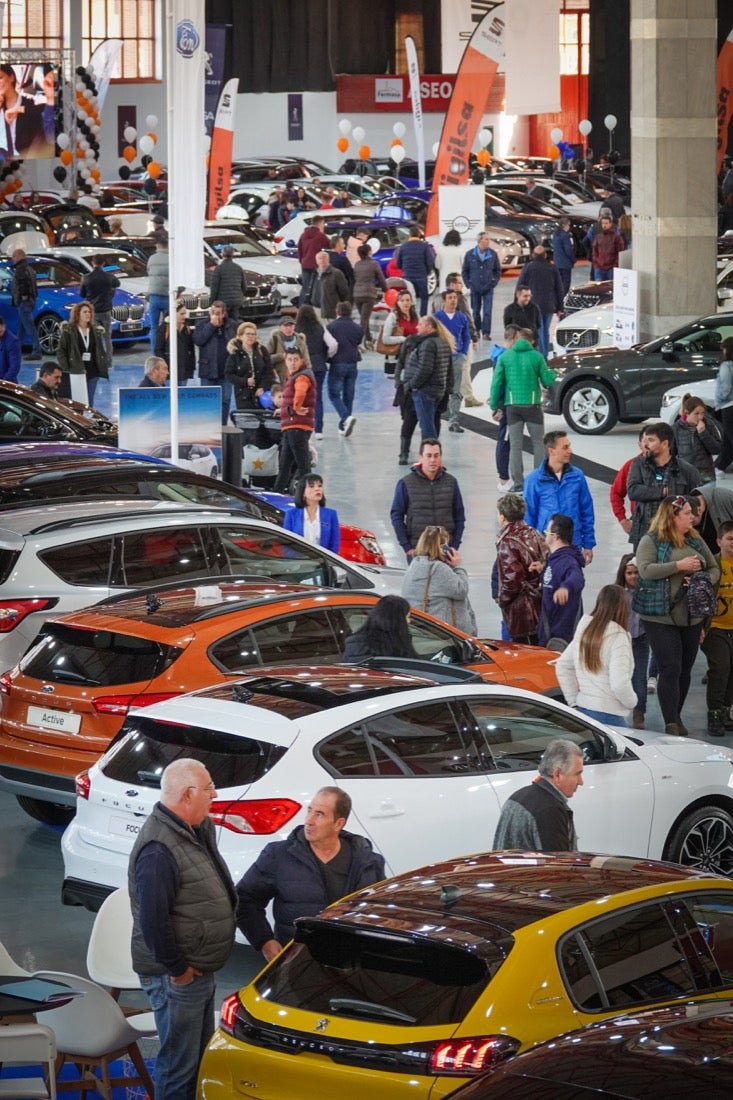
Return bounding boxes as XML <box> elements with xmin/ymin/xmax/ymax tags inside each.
<box><xmin>231</xmin><ymin>255</ymin><xmax>300</xmax><ymax>278</ymax></box>
<box><xmin>552</xmin><ymin>345</ymin><xmax>644</xmax><ymax>369</ymax></box>
<box><xmin>622</xmin><ymin>728</ymin><xmax>733</xmax><ymax>764</ymax></box>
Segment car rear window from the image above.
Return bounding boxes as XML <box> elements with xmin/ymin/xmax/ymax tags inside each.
<box><xmin>101</xmin><ymin>714</ymin><xmax>286</xmax><ymax>789</ymax></box>
<box><xmin>0</xmin><ymin>547</ymin><xmax>19</xmax><ymax>584</ymax></box>
<box><xmin>20</xmin><ymin>623</ymin><xmax>181</xmax><ymax>687</ymax></box>
<box><xmin>256</xmin><ymin>920</ymin><xmax>510</xmax><ymax>1027</ymax></box>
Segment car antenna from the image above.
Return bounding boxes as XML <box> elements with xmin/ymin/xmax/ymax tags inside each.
<box><xmin>232</xmin><ymin>683</ymin><xmax>254</xmax><ymax>703</ymax></box>
<box><xmin>145</xmin><ymin>593</ymin><xmax>162</xmax><ymax>614</ymax></box>
<box><xmin>441</xmin><ymin>884</ymin><xmax>462</xmax><ymax>910</ymax></box>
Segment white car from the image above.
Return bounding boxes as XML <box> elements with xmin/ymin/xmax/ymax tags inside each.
<box><xmin>0</xmin><ymin>499</ymin><xmax>404</xmax><ymax>673</ymax></box>
<box><xmin>552</xmin><ymin>302</ymin><xmax>615</xmax><ymax>356</ymax></box>
<box><xmin>149</xmin><ymin>441</ymin><xmax>219</xmax><ymax>477</ymax></box>
<box><xmin>202</xmin><ymin>226</ymin><xmax>302</xmax><ymax>307</ymax></box>
<box><xmin>660</xmin><ymin>378</ymin><xmax>717</xmax><ymax>424</ymax></box>
<box><xmin>61</xmin><ymin>669</ymin><xmax>733</xmax><ymax>911</ymax></box>
<box><xmin>271</xmin><ymin>206</ymin><xmax>382</xmax><ymax>251</ymax></box>
<box><xmin>29</xmin><ymin>245</ymin><xmax>149</xmax><ymax>299</ymax></box>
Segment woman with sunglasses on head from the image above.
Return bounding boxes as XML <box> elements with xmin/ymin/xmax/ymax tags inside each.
<box><xmin>401</xmin><ymin>524</ymin><xmax>475</xmax><ymax>636</ymax></box>
<box><xmin>636</xmin><ymin>495</ymin><xmax>719</xmax><ymax>735</ymax></box>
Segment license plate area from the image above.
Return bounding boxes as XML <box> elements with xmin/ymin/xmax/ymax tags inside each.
<box><xmin>27</xmin><ymin>705</ymin><xmax>81</xmax><ymax>735</ymax></box>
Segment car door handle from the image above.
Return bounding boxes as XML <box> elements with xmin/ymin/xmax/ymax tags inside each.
<box><xmin>368</xmin><ymin>801</ymin><xmax>406</xmax><ymax>819</ymax></box>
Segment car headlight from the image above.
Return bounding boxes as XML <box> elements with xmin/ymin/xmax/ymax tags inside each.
<box><xmin>661</xmin><ymin>393</ymin><xmax>677</xmax><ymax>407</ymax></box>
<box><xmin>358</xmin><ymin>534</ymin><xmax>385</xmax><ymax>558</ymax></box>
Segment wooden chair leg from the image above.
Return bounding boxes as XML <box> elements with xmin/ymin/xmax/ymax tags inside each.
<box><xmin>127</xmin><ymin>1043</ymin><xmax>155</xmax><ymax>1099</ymax></box>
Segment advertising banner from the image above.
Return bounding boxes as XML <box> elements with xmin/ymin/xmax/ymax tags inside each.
<box><xmin>405</xmin><ymin>36</ymin><xmax>425</xmax><ymax>189</ymax></box>
<box><xmin>613</xmin><ymin>267</ymin><xmax>640</xmax><ymax>351</ymax></box>
<box><xmin>207</xmin><ymin>77</ymin><xmax>238</xmax><ymax>219</ymax></box>
<box><xmin>204</xmin><ymin>23</ymin><xmax>227</xmax><ymax>137</ymax></box>
<box><xmin>717</xmin><ymin>26</ymin><xmax>733</xmax><ymax>172</ymax></box>
<box><xmin>505</xmin><ymin>0</ymin><xmax>560</xmax><ymax>115</ymax></box>
<box><xmin>0</xmin><ymin>61</ymin><xmax>57</xmax><ymax>159</ymax></box>
<box><xmin>118</xmin><ymin>386</ymin><xmax>223</xmax><ymax>464</ymax></box>
<box><xmin>168</xmin><ymin>0</ymin><xmax>206</xmax><ymax>291</ymax></box>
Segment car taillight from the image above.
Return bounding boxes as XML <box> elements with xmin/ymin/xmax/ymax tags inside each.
<box><xmin>273</xmin><ymin>234</ymin><xmax>283</xmax><ymax>243</ymax></box>
<box><xmin>208</xmin><ymin>797</ymin><xmax>301</xmax><ymax>835</ymax></box>
<box><xmin>0</xmin><ymin>672</ymin><xmax>12</xmax><ymax>696</ymax></box>
<box><xmin>92</xmin><ymin>692</ymin><xmax>182</xmax><ymax>716</ymax></box>
<box><xmin>429</xmin><ymin>1036</ymin><xmax>520</xmax><ymax>1075</ymax></box>
<box><xmin>357</xmin><ymin>534</ymin><xmax>385</xmax><ymax>562</ymax></box>
<box><xmin>75</xmin><ymin>770</ymin><xmax>91</xmax><ymax>800</ymax></box>
<box><xmin>219</xmin><ymin>993</ymin><xmax>241</xmax><ymax>1035</ymax></box>
<box><xmin>0</xmin><ymin>598</ymin><xmax>57</xmax><ymax>633</ymax></box>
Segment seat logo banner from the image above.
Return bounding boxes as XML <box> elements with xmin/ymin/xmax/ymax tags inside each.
<box><xmin>425</xmin><ymin>3</ymin><xmax>506</xmax><ymax>237</ymax></box>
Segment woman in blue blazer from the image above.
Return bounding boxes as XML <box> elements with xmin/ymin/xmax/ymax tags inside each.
<box><xmin>282</xmin><ymin>474</ymin><xmax>341</xmax><ymax>554</ymax></box>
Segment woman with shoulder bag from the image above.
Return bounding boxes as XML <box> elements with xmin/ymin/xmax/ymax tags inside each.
<box><xmin>715</xmin><ymin>336</ymin><xmax>733</xmax><ymax>476</ymax></box>
<box><xmin>401</xmin><ymin>524</ymin><xmax>476</xmax><ymax>636</ymax></box>
<box><xmin>635</xmin><ymin>495</ymin><xmax>719</xmax><ymax>735</ymax></box>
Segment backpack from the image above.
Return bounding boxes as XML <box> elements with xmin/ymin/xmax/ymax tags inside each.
<box><xmin>683</xmin><ymin>570</ymin><xmax>717</xmax><ymax>620</ymax></box>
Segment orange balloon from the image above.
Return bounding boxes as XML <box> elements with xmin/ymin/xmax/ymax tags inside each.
<box><xmin>390</xmin><ymin>137</ymin><xmax>402</xmax><ymax>148</ymax></box>
<box><xmin>123</xmin><ymin>145</ymin><xmax>136</xmax><ymax>163</ymax></box>
<box><xmin>147</xmin><ymin>132</ymin><xmax>157</xmax><ymax>144</ymax></box>
<box><xmin>147</xmin><ymin>161</ymin><xmax>161</xmax><ymax>179</ymax></box>
<box><xmin>358</xmin><ymin>144</ymin><xmax>371</xmax><ymax>160</ymax></box>
<box><xmin>60</xmin><ymin>149</ymin><xmax>73</xmax><ymax>166</ymax></box>
<box><xmin>476</xmin><ymin>149</ymin><xmax>490</xmax><ymax>167</ymax></box>
<box><xmin>91</xmin><ymin>168</ymin><xmax>101</xmax><ymax>182</ymax></box>
<box><xmin>336</xmin><ymin>136</ymin><xmax>348</xmax><ymax>153</ymax></box>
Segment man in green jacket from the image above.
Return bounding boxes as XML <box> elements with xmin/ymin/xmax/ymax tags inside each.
<box><xmin>489</xmin><ymin>325</ymin><xmax>558</xmax><ymax>492</ymax></box>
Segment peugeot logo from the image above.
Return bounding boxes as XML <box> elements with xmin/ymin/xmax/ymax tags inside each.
<box><xmin>314</xmin><ymin>1017</ymin><xmax>329</xmax><ymax>1033</ymax></box>
<box><xmin>41</xmin><ymin>685</ymin><xmax>54</xmax><ymax>694</ymax></box>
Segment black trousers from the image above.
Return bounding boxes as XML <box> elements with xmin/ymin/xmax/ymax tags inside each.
<box><xmin>274</xmin><ymin>428</ymin><xmax>311</xmax><ymax>493</ymax></box>
<box><xmin>717</xmin><ymin>405</ymin><xmax>733</xmax><ymax>472</ymax></box>
<box><xmin>702</xmin><ymin>627</ymin><xmax>733</xmax><ymax>711</ymax></box>
<box><xmin>643</xmin><ymin>620</ymin><xmax>701</xmax><ymax>725</ymax></box>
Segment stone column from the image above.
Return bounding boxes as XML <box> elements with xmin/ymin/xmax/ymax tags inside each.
<box><xmin>631</xmin><ymin>0</ymin><xmax>717</xmax><ymax>338</ymax></box>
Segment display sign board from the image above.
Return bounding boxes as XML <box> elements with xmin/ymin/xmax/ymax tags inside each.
<box><xmin>613</xmin><ymin>268</ymin><xmax>640</xmax><ymax>350</ymax></box>
<box><xmin>118</xmin><ymin>386</ymin><xmax>223</xmax><ymax>470</ymax></box>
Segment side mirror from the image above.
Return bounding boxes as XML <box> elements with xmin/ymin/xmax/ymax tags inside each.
<box><xmin>660</xmin><ymin>340</ymin><xmax>674</xmax><ymax>358</ymax></box>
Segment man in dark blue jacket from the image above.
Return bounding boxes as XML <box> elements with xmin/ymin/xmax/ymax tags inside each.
<box><xmin>0</xmin><ymin>317</ymin><xmax>21</xmax><ymax>381</ymax></box>
<box><xmin>461</xmin><ymin>231</ymin><xmax>501</xmax><ymax>341</ymax></box>
<box><xmin>327</xmin><ymin>301</ymin><xmax>363</xmax><ymax>437</ymax></box>
<box><xmin>551</xmin><ymin>217</ymin><xmax>576</xmax><ymax>298</ymax></box>
<box><xmin>236</xmin><ymin>786</ymin><xmax>386</xmax><ymax>960</ymax></box>
<box><xmin>395</xmin><ymin>229</ymin><xmax>435</xmax><ymax>315</ymax></box>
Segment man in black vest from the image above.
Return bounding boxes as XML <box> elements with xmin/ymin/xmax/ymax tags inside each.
<box><xmin>390</xmin><ymin>437</ymin><xmax>466</xmax><ymax>559</ymax></box>
<box><xmin>129</xmin><ymin>758</ymin><xmax>236</xmax><ymax>1100</ymax></box>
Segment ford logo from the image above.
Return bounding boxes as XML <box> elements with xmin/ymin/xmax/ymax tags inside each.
<box><xmin>125</xmin><ymin>789</ymin><xmax>140</xmax><ymax>797</ymax></box>
<box><xmin>176</xmin><ymin>19</ymin><xmax>200</xmax><ymax>58</ymax></box>
<box><xmin>41</xmin><ymin>685</ymin><xmax>54</xmax><ymax>693</ymax></box>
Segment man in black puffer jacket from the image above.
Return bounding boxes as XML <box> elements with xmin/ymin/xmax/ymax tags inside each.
<box><xmin>236</xmin><ymin>786</ymin><xmax>386</xmax><ymax>961</ymax></box>
<box><xmin>402</xmin><ymin>314</ymin><xmax>451</xmax><ymax>440</ymax></box>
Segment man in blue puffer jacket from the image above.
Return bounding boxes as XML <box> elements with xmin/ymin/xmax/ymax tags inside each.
<box><xmin>461</xmin><ymin>231</ymin><xmax>501</xmax><ymax>341</ymax></box>
<box><xmin>236</xmin><ymin>787</ymin><xmax>386</xmax><ymax>960</ymax></box>
<box><xmin>524</xmin><ymin>429</ymin><xmax>596</xmax><ymax>564</ymax></box>
<box><xmin>395</xmin><ymin>229</ymin><xmax>435</xmax><ymax>315</ymax></box>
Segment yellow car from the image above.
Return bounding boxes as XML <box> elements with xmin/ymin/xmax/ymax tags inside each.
<box><xmin>198</xmin><ymin>852</ymin><xmax>733</xmax><ymax>1099</ymax></box>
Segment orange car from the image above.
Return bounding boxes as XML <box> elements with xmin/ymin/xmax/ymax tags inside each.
<box><xmin>0</xmin><ymin>581</ymin><xmax>560</xmax><ymax>824</ymax></box>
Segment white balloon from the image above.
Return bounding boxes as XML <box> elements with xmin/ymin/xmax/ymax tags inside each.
<box><xmin>145</xmin><ymin>114</ymin><xmax>158</xmax><ymax>129</ymax></box>
<box><xmin>432</xmin><ymin>142</ymin><xmax>440</xmax><ymax>157</ymax></box>
<box><xmin>123</xmin><ymin>126</ymin><xmax>137</xmax><ymax>144</ymax></box>
<box><xmin>338</xmin><ymin>118</ymin><xmax>352</xmax><ymax>136</ymax></box>
<box><xmin>604</xmin><ymin>114</ymin><xmax>617</xmax><ymax>131</ymax></box>
<box><xmin>367</xmin><ymin>237</ymin><xmax>380</xmax><ymax>254</ymax></box>
<box><xmin>578</xmin><ymin>118</ymin><xmax>592</xmax><ymax>137</ymax></box>
<box><xmin>139</xmin><ymin>135</ymin><xmax>154</xmax><ymax>155</ymax></box>
<box><xmin>393</xmin><ymin>121</ymin><xmax>406</xmax><ymax>139</ymax></box>
<box><xmin>352</xmin><ymin>126</ymin><xmax>365</xmax><ymax>144</ymax></box>
<box><xmin>57</xmin><ymin>132</ymin><xmax>70</xmax><ymax>150</ymax></box>
<box><xmin>391</xmin><ymin>144</ymin><xmax>406</xmax><ymax>164</ymax></box>
<box><xmin>478</xmin><ymin>127</ymin><xmax>492</xmax><ymax>146</ymax></box>
<box><xmin>550</xmin><ymin>127</ymin><xmax>563</xmax><ymax>144</ymax></box>
<box><xmin>78</xmin><ymin>110</ymin><xmax>87</xmax><ymax>123</ymax></box>
<box><xmin>85</xmin><ymin>146</ymin><xmax>96</xmax><ymax>159</ymax></box>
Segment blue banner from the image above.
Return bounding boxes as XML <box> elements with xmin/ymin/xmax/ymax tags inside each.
<box><xmin>204</xmin><ymin>24</ymin><xmax>228</xmax><ymax>137</ymax></box>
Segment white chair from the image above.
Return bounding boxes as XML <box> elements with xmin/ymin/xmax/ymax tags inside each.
<box><xmin>0</xmin><ymin>1022</ymin><xmax>57</xmax><ymax>1100</ymax></box>
<box><xmin>85</xmin><ymin>888</ymin><xmax>155</xmax><ymax>1032</ymax></box>
<box><xmin>31</xmin><ymin>971</ymin><xmax>155</xmax><ymax>1099</ymax></box>
<box><xmin>0</xmin><ymin>940</ymin><xmax>31</xmax><ymax>977</ymax></box>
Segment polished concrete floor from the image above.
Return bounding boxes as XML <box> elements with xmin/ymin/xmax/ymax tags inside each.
<box><xmin>0</xmin><ymin>259</ymin><xmax>719</xmax><ymax>1017</ymax></box>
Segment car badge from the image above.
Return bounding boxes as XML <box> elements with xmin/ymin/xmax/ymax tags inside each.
<box><xmin>314</xmin><ymin>1018</ymin><xmax>329</xmax><ymax>1033</ymax></box>
<box><xmin>125</xmin><ymin>790</ymin><xmax>139</xmax><ymax>798</ymax></box>
<box><xmin>41</xmin><ymin>685</ymin><xmax>54</xmax><ymax>693</ymax></box>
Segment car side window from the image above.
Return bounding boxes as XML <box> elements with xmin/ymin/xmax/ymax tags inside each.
<box><xmin>330</xmin><ymin>607</ymin><xmax>371</xmax><ymax>655</ymax></box>
<box><xmin>467</xmin><ymin>697</ymin><xmax>608</xmax><ymax>772</ymax></box>
<box><xmin>0</xmin><ymin>398</ymin><xmax>58</xmax><ymax>439</ymax></box>
<box><xmin>211</xmin><ymin>610</ymin><xmax>340</xmax><ymax>671</ymax></box>
<box><xmin>407</xmin><ymin>615</ymin><xmax>465</xmax><ymax>661</ymax></box>
<box><xmin>318</xmin><ymin>701</ymin><xmax>489</xmax><ymax>779</ymax></box>
<box><xmin>559</xmin><ymin>902</ymin><xmax>697</xmax><ymax>1012</ymax></box>
<box><xmin>114</xmin><ymin>528</ymin><xmax>211</xmax><ymax>587</ymax></box>
<box><xmin>40</xmin><ymin>537</ymin><xmax>114</xmax><ymax>586</ymax></box>
<box><xmin>216</xmin><ymin>525</ymin><xmax>334</xmax><ymax>586</ymax></box>
<box><xmin>684</xmin><ymin>893</ymin><xmax>733</xmax><ymax>987</ymax></box>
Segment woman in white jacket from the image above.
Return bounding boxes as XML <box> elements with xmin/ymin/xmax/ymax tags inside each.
<box><xmin>556</xmin><ymin>584</ymin><xmax>637</xmax><ymax>727</ymax></box>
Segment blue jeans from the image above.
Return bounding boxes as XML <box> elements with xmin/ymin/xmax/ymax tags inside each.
<box><xmin>470</xmin><ymin>287</ymin><xmax>495</xmax><ymax>337</ymax></box>
<box><xmin>17</xmin><ymin>301</ymin><xmax>42</xmax><ymax>356</ymax></box>
<box><xmin>411</xmin><ymin>390</ymin><xmax>438</xmax><ymax>440</ymax></box>
<box><xmin>632</xmin><ymin>634</ymin><xmax>650</xmax><ymax>715</ymax></box>
<box><xmin>593</xmin><ymin>266</ymin><xmax>614</xmax><ymax>281</ymax></box>
<box><xmin>87</xmin><ymin>376</ymin><xmax>100</xmax><ymax>406</ymax></box>
<box><xmin>538</xmin><ymin>313</ymin><xmax>552</xmax><ymax>358</ymax></box>
<box><xmin>148</xmin><ymin>294</ymin><xmax>168</xmax><ymax>349</ymax></box>
<box><xmin>411</xmin><ymin>278</ymin><xmax>429</xmax><ymax>316</ymax></box>
<box><xmin>140</xmin><ymin>971</ymin><xmax>216</xmax><ymax>1100</ymax></box>
<box><xmin>557</xmin><ymin>266</ymin><xmax>572</xmax><ymax>298</ymax></box>
<box><xmin>328</xmin><ymin>361</ymin><xmax>357</xmax><ymax>427</ymax></box>
<box><xmin>577</xmin><ymin>706</ymin><xmax>628</xmax><ymax>727</ymax></box>
<box><xmin>313</xmin><ymin>369</ymin><xmax>326</xmax><ymax>433</ymax></box>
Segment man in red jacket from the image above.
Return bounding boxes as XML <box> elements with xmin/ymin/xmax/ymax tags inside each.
<box><xmin>297</xmin><ymin>215</ymin><xmax>331</xmax><ymax>305</ymax></box>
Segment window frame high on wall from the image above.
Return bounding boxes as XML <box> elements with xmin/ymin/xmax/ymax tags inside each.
<box><xmin>82</xmin><ymin>0</ymin><xmax>160</xmax><ymax>83</ymax></box>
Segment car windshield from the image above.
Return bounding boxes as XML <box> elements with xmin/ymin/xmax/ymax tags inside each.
<box><xmin>95</xmin><ymin>252</ymin><xmax>148</xmax><ymax>278</ymax></box>
<box><xmin>209</xmin><ymin>235</ymin><xmax>269</xmax><ymax>258</ymax></box>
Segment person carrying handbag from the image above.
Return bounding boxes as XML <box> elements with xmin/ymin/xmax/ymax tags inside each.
<box><xmin>401</xmin><ymin>524</ymin><xmax>476</xmax><ymax>636</ymax></box>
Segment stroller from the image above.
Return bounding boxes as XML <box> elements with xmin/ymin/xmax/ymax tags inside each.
<box><xmin>230</xmin><ymin>408</ymin><xmax>282</xmax><ymax>488</ymax></box>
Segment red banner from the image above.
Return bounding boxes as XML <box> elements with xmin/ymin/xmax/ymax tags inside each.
<box><xmin>207</xmin><ymin>78</ymin><xmax>238</xmax><ymax>220</ymax></box>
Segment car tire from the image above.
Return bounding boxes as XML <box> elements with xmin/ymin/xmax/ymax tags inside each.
<box><xmin>664</xmin><ymin>805</ymin><xmax>733</xmax><ymax>876</ymax></box>
<box><xmin>35</xmin><ymin>313</ymin><xmax>63</xmax><ymax>355</ymax></box>
<box><xmin>561</xmin><ymin>379</ymin><xmax>618</xmax><ymax>434</ymax></box>
<box><xmin>16</xmin><ymin>795</ymin><xmax>74</xmax><ymax>826</ymax></box>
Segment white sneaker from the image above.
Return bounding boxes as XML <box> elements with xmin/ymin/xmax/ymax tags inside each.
<box><xmin>716</xmin><ymin>468</ymin><xmax>728</xmax><ymax>479</ymax></box>
<box><xmin>314</xmin><ymin>432</ymin><xmax>324</xmax><ymax>441</ymax></box>
<box><xmin>342</xmin><ymin>415</ymin><xmax>356</xmax><ymax>438</ymax></box>
<box><xmin>647</xmin><ymin>676</ymin><xmax>657</xmax><ymax>694</ymax></box>
<box><xmin>496</xmin><ymin>479</ymin><xmax>513</xmax><ymax>492</ymax></box>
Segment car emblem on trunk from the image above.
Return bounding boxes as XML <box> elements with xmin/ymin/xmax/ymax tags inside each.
<box><xmin>41</xmin><ymin>685</ymin><xmax>54</xmax><ymax>693</ymax></box>
<box><xmin>314</xmin><ymin>1018</ymin><xmax>329</xmax><ymax>1032</ymax></box>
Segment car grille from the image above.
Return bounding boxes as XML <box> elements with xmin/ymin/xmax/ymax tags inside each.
<box><xmin>556</xmin><ymin>328</ymin><xmax>600</xmax><ymax>349</ymax></box>
<box><xmin>111</xmin><ymin>303</ymin><xmax>145</xmax><ymax>321</ymax></box>
<box><xmin>564</xmin><ymin>292</ymin><xmax>607</xmax><ymax>312</ymax></box>
<box><xmin>245</xmin><ymin>283</ymin><xmax>274</xmax><ymax>300</ymax></box>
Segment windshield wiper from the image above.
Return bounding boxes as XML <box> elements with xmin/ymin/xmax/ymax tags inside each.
<box><xmin>328</xmin><ymin>998</ymin><xmax>416</xmax><ymax>1024</ymax></box>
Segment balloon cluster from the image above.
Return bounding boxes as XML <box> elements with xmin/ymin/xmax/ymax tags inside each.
<box><xmin>390</xmin><ymin>122</ymin><xmax>406</xmax><ymax>167</ymax></box>
<box><xmin>119</xmin><ymin>114</ymin><xmax>160</xmax><ymax>187</ymax></box>
<box><xmin>0</xmin><ymin>159</ymin><xmax>24</xmax><ymax>203</ymax></box>
<box><xmin>336</xmin><ymin>119</ymin><xmax>371</xmax><ymax>161</ymax></box>
<box><xmin>53</xmin><ymin>65</ymin><xmax>102</xmax><ymax>192</ymax></box>
<box><xmin>475</xmin><ymin>127</ymin><xmax>492</xmax><ymax>168</ymax></box>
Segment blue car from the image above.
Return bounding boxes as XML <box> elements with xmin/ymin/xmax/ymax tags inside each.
<box><xmin>0</xmin><ymin>255</ymin><xmax>149</xmax><ymax>355</ymax></box>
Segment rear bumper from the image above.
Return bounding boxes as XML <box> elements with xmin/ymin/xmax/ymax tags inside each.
<box><xmin>0</xmin><ymin>763</ymin><xmax>76</xmax><ymax>805</ymax></box>
<box><xmin>62</xmin><ymin>876</ymin><xmax>115</xmax><ymax>911</ymax></box>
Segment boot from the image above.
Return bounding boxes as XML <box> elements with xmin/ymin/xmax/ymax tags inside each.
<box><xmin>708</xmin><ymin>710</ymin><xmax>727</xmax><ymax>737</ymax></box>
<box><xmin>665</xmin><ymin>722</ymin><xmax>686</xmax><ymax>736</ymax></box>
<box><xmin>632</xmin><ymin>709</ymin><xmax>645</xmax><ymax>729</ymax></box>
<box><xmin>398</xmin><ymin>450</ymin><xmax>409</xmax><ymax>465</ymax></box>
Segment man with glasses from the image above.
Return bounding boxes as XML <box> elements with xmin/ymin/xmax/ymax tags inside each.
<box><xmin>627</xmin><ymin>421</ymin><xmax>699</xmax><ymax>550</ymax></box>
<box><xmin>129</xmin><ymin>758</ymin><xmax>237</xmax><ymax>1100</ymax></box>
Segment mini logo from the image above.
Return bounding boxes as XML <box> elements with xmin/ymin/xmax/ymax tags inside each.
<box><xmin>41</xmin><ymin>685</ymin><xmax>54</xmax><ymax>693</ymax></box>
<box><xmin>314</xmin><ymin>1017</ymin><xmax>329</xmax><ymax>1032</ymax></box>
<box><xmin>176</xmin><ymin>19</ymin><xmax>200</xmax><ymax>58</ymax></box>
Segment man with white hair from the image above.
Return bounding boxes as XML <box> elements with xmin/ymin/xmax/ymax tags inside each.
<box><xmin>492</xmin><ymin>738</ymin><xmax>583</xmax><ymax>852</ymax></box>
<box><xmin>129</xmin><ymin>758</ymin><xmax>237</xmax><ymax>1100</ymax></box>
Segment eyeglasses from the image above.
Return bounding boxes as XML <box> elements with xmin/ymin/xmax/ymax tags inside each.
<box><xmin>188</xmin><ymin>783</ymin><xmax>215</xmax><ymax>792</ymax></box>
<box><xmin>671</xmin><ymin>496</ymin><xmax>688</xmax><ymax>513</ymax></box>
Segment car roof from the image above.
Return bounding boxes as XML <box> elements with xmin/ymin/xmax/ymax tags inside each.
<box><xmin>0</xmin><ymin>499</ymin><xmax>262</xmax><ymax>537</ymax></box>
<box><xmin>0</xmin><ymin>443</ymin><xmax>161</xmax><ymax>465</ymax></box>
<box><xmin>320</xmin><ymin>851</ymin><xmax>730</xmax><ymax>936</ymax></box>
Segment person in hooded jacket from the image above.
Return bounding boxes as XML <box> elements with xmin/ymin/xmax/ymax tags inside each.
<box><xmin>538</xmin><ymin>513</ymin><xmax>586</xmax><ymax>647</ymax></box>
<box><xmin>401</xmin><ymin>524</ymin><xmax>475</xmax><ymax>635</ymax></box>
<box><xmin>672</xmin><ymin>393</ymin><xmax>721</xmax><ymax>485</ymax></box>
<box><xmin>224</xmin><ymin>322</ymin><xmax>275</xmax><ymax>410</ymax></box>
<box><xmin>495</xmin><ymin>493</ymin><xmax>547</xmax><ymax>643</ymax></box>
<box><xmin>235</xmin><ymin>786</ymin><xmax>385</xmax><ymax>961</ymax></box>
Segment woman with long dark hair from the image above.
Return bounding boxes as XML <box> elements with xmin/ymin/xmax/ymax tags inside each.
<box><xmin>281</xmin><ymin>473</ymin><xmax>340</xmax><ymax>553</ymax></box>
<box><xmin>434</xmin><ymin>228</ymin><xmax>464</xmax><ymax>291</ymax></box>
<box><xmin>342</xmin><ymin>595</ymin><xmax>418</xmax><ymax>661</ymax></box>
<box><xmin>294</xmin><ymin>304</ymin><xmax>336</xmax><ymax>439</ymax></box>
<box><xmin>154</xmin><ymin>300</ymin><xmax>196</xmax><ymax>386</ymax></box>
<box><xmin>556</xmin><ymin>584</ymin><xmax>636</xmax><ymax>727</ymax></box>
<box><xmin>352</xmin><ymin>243</ymin><xmax>387</xmax><ymax>348</ymax></box>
